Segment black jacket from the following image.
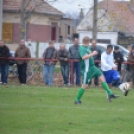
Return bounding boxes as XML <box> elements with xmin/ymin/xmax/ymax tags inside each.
<box><xmin>57</xmin><ymin>49</ymin><xmax>70</xmax><ymax>65</ymax></box>
<box><xmin>0</xmin><ymin>45</ymin><xmax>10</xmax><ymax>65</ymax></box>
<box><xmin>43</xmin><ymin>47</ymin><xmax>57</xmax><ymax>65</ymax></box>
<box><xmin>69</xmin><ymin>45</ymin><xmax>80</xmax><ymax>59</ymax></box>
<box><xmin>90</xmin><ymin>46</ymin><xmax>101</xmax><ymax>66</ymax></box>
<box><xmin>114</xmin><ymin>51</ymin><xmax>124</xmax><ymax>63</ymax></box>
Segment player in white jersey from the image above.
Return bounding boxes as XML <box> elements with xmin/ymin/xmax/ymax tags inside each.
<box><xmin>101</xmin><ymin>45</ymin><xmax>131</xmax><ymax>96</ymax></box>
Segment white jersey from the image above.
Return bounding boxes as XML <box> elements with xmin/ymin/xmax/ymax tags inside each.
<box><xmin>101</xmin><ymin>51</ymin><xmax>116</xmax><ymax>71</ymax></box>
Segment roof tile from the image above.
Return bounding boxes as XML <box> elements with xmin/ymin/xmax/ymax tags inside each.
<box><xmin>3</xmin><ymin>0</ymin><xmax>63</xmax><ymax>16</ymax></box>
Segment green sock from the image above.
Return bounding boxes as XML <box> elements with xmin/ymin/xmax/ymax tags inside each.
<box><xmin>101</xmin><ymin>82</ymin><xmax>113</xmax><ymax>95</ymax></box>
<box><xmin>76</xmin><ymin>87</ymin><xmax>85</xmax><ymax>101</ymax></box>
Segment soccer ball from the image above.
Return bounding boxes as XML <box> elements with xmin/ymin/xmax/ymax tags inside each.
<box><xmin>122</xmin><ymin>82</ymin><xmax>131</xmax><ymax>91</ymax></box>
<box><xmin>119</xmin><ymin>82</ymin><xmax>131</xmax><ymax>96</ymax></box>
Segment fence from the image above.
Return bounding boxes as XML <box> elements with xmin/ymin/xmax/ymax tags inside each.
<box><xmin>1</xmin><ymin>57</ymin><xmax>134</xmax><ymax>86</ymax></box>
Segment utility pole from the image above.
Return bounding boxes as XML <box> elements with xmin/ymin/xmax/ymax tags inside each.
<box><xmin>93</xmin><ymin>0</ymin><xmax>98</xmax><ymax>40</ymax></box>
<box><xmin>20</xmin><ymin>0</ymin><xmax>26</xmax><ymax>40</ymax></box>
<box><xmin>0</xmin><ymin>0</ymin><xmax>3</xmax><ymax>40</ymax></box>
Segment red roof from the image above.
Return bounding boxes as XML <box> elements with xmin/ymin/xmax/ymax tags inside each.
<box><xmin>99</xmin><ymin>0</ymin><xmax>134</xmax><ymax>33</ymax></box>
<box><xmin>3</xmin><ymin>0</ymin><xmax>63</xmax><ymax>17</ymax></box>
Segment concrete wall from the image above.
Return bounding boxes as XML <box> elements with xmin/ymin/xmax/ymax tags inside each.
<box><xmin>25</xmin><ymin>42</ymin><xmax>73</xmax><ymax>58</ymax></box>
<box><xmin>78</xmin><ymin>31</ymin><xmax>118</xmax><ymax>44</ymax></box>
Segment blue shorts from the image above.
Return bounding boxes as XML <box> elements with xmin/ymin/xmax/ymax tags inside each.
<box><xmin>103</xmin><ymin>70</ymin><xmax>120</xmax><ymax>84</ymax></box>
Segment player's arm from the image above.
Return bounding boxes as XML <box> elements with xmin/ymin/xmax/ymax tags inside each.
<box><xmin>111</xmin><ymin>54</ymin><xmax>117</xmax><ymax>70</ymax></box>
<box><xmin>82</xmin><ymin>51</ymin><xmax>98</xmax><ymax>60</ymax></box>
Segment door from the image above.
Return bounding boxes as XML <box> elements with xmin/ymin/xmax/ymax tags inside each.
<box><xmin>51</xmin><ymin>26</ymin><xmax>56</xmax><ymax>41</ymax></box>
<box><xmin>2</xmin><ymin>23</ymin><xmax>12</xmax><ymax>43</ymax></box>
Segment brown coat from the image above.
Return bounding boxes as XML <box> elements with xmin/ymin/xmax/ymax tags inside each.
<box><xmin>128</xmin><ymin>51</ymin><xmax>134</xmax><ymax>70</ymax></box>
<box><xmin>15</xmin><ymin>45</ymin><xmax>31</xmax><ymax>65</ymax></box>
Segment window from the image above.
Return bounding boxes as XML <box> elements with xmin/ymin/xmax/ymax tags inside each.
<box><xmin>68</xmin><ymin>25</ymin><xmax>70</xmax><ymax>35</ymax></box>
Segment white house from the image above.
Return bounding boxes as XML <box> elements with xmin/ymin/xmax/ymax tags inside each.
<box><xmin>78</xmin><ymin>31</ymin><xmax>118</xmax><ymax>44</ymax></box>
<box><xmin>77</xmin><ymin>0</ymin><xmax>134</xmax><ymax>45</ymax></box>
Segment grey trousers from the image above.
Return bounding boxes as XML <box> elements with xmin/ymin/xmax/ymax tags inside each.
<box><xmin>122</xmin><ymin>70</ymin><xmax>134</xmax><ymax>84</ymax></box>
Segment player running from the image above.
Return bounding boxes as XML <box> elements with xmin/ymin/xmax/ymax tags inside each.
<box><xmin>101</xmin><ymin>45</ymin><xmax>131</xmax><ymax>96</ymax></box>
<box><xmin>74</xmin><ymin>37</ymin><xmax>119</xmax><ymax>104</ymax></box>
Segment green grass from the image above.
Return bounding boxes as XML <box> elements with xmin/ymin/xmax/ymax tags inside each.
<box><xmin>0</xmin><ymin>85</ymin><xmax>134</xmax><ymax>134</ymax></box>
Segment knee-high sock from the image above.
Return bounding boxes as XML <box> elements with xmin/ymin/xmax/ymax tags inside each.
<box><xmin>75</xmin><ymin>87</ymin><xmax>85</xmax><ymax>101</ymax></box>
<box><xmin>101</xmin><ymin>82</ymin><xmax>113</xmax><ymax>95</ymax></box>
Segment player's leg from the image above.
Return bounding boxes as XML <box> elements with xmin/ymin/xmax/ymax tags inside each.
<box><xmin>99</xmin><ymin>75</ymin><xmax>119</xmax><ymax>102</ymax></box>
<box><xmin>112</xmin><ymin>70</ymin><xmax>130</xmax><ymax>96</ymax></box>
<box><xmin>94</xmin><ymin>68</ymin><xmax>113</xmax><ymax>95</ymax></box>
<box><xmin>94</xmin><ymin>67</ymin><xmax>119</xmax><ymax>102</ymax></box>
<box><xmin>99</xmin><ymin>75</ymin><xmax>113</xmax><ymax>95</ymax></box>
<box><xmin>74</xmin><ymin>71</ymin><xmax>89</xmax><ymax>104</ymax></box>
<box><xmin>75</xmin><ymin>84</ymin><xmax>88</xmax><ymax>104</ymax></box>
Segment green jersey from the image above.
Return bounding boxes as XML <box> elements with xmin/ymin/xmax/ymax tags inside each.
<box><xmin>79</xmin><ymin>45</ymin><xmax>95</xmax><ymax>72</ymax></box>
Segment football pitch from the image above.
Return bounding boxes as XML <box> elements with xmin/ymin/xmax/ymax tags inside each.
<box><xmin>0</xmin><ymin>85</ymin><xmax>134</xmax><ymax>134</ymax></box>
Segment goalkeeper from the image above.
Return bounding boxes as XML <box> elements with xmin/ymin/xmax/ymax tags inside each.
<box><xmin>74</xmin><ymin>37</ymin><xmax>119</xmax><ymax>104</ymax></box>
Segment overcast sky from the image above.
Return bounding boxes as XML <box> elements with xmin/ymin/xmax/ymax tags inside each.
<box><xmin>48</xmin><ymin>0</ymin><xmax>129</xmax><ymax>14</ymax></box>
<box><xmin>48</xmin><ymin>0</ymin><xmax>96</xmax><ymax>14</ymax></box>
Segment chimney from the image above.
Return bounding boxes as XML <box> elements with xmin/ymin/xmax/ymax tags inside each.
<box><xmin>79</xmin><ymin>8</ymin><xmax>84</xmax><ymax>20</ymax></box>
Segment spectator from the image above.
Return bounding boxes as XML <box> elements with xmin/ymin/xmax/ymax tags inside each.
<box><xmin>15</xmin><ymin>39</ymin><xmax>31</xmax><ymax>84</ymax></box>
<box><xmin>69</xmin><ymin>38</ymin><xmax>81</xmax><ymax>86</ymax></box>
<box><xmin>57</xmin><ymin>44</ymin><xmax>70</xmax><ymax>85</ymax></box>
<box><xmin>43</xmin><ymin>41</ymin><xmax>57</xmax><ymax>86</ymax></box>
<box><xmin>121</xmin><ymin>45</ymin><xmax>131</xmax><ymax>83</ymax></box>
<box><xmin>114</xmin><ymin>46</ymin><xmax>124</xmax><ymax>73</ymax></box>
<box><xmin>0</xmin><ymin>40</ymin><xmax>10</xmax><ymax>84</ymax></box>
<box><xmin>127</xmin><ymin>45</ymin><xmax>132</xmax><ymax>51</ymax></box>
<box><xmin>127</xmin><ymin>44</ymin><xmax>134</xmax><ymax>85</ymax></box>
<box><xmin>89</xmin><ymin>40</ymin><xmax>101</xmax><ymax>86</ymax></box>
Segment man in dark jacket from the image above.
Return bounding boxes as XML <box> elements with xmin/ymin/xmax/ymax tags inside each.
<box><xmin>57</xmin><ymin>44</ymin><xmax>70</xmax><ymax>85</ymax></box>
<box><xmin>89</xmin><ymin>40</ymin><xmax>101</xmax><ymax>86</ymax></box>
<box><xmin>127</xmin><ymin>44</ymin><xmax>134</xmax><ymax>85</ymax></box>
<box><xmin>43</xmin><ymin>41</ymin><xmax>57</xmax><ymax>86</ymax></box>
<box><xmin>69</xmin><ymin>38</ymin><xmax>81</xmax><ymax>85</ymax></box>
<box><xmin>114</xmin><ymin>46</ymin><xmax>124</xmax><ymax>73</ymax></box>
<box><xmin>0</xmin><ymin>40</ymin><xmax>10</xmax><ymax>84</ymax></box>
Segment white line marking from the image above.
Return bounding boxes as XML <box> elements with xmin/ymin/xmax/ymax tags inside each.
<box><xmin>43</xmin><ymin>105</ymin><xmax>124</xmax><ymax>111</ymax></box>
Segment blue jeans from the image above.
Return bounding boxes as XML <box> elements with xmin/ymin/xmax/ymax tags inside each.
<box><xmin>0</xmin><ymin>64</ymin><xmax>9</xmax><ymax>83</ymax></box>
<box><xmin>43</xmin><ymin>64</ymin><xmax>55</xmax><ymax>86</ymax></box>
<box><xmin>61</xmin><ymin>64</ymin><xmax>69</xmax><ymax>84</ymax></box>
<box><xmin>70</xmin><ymin>62</ymin><xmax>81</xmax><ymax>85</ymax></box>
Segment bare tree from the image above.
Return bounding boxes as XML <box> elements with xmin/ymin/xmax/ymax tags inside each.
<box><xmin>20</xmin><ymin>0</ymin><xmax>45</xmax><ymax>40</ymax></box>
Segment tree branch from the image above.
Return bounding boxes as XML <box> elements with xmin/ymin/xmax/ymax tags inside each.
<box><xmin>24</xmin><ymin>0</ymin><xmax>32</xmax><ymax>10</ymax></box>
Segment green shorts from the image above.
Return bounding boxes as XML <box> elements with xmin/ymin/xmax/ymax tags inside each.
<box><xmin>82</xmin><ymin>66</ymin><xmax>102</xmax><ymax>84</ymax></box>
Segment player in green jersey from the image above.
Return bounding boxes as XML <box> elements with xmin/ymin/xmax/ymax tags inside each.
<box><xmin>74</xmin><ymin>37</ymin><xmax>119</xmax><ymax>103</ymax></box>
